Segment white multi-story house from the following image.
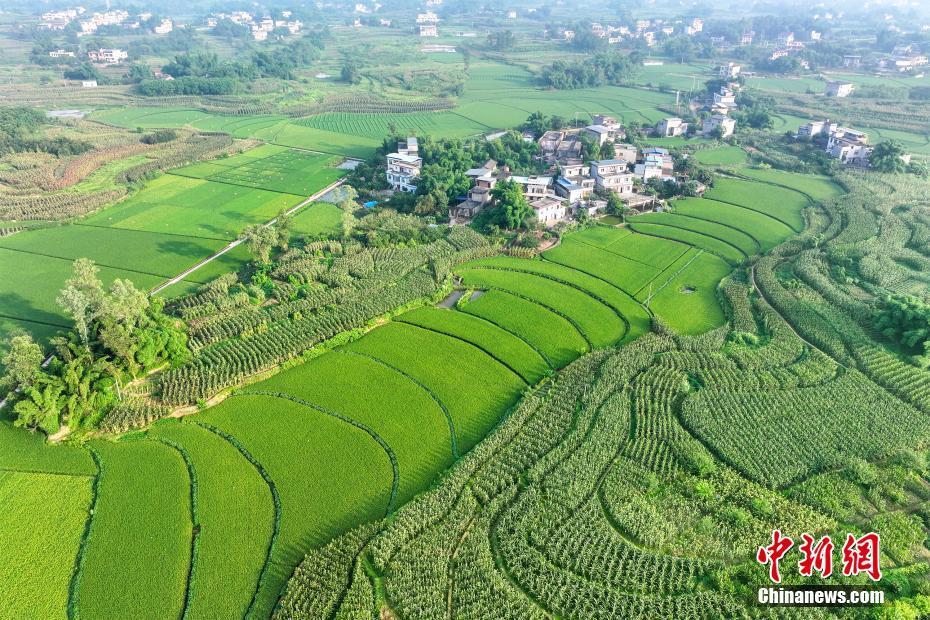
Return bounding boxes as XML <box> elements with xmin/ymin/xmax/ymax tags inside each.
<box><xmin>590</xmin><ymin>160</ymin><xmax>635</xmax><ymax>194</ymax></box>
<box><xmin>87</xmin><ymin>48</ymin><xmax>128</xmax><ymax>64</ymax></box>
<box><xmin>49</xmin><ymin>49</ymin><xmax>75</xmax><ymax>58</ymax></box>
<box><xmin>419</xmin><ymin>24</ymin><xmax>438</xmax><ymax>37</ymax></box>
<box><xmin>386</xmin><ymin>137</ymin><xmax>422</xmax><ymax>192</ymax></box>
<box><xmin>825</xmin><ymin>81</ymin><xmax>854</xmax><ymax>97</ymax></box>
<box><xmin>712</xmin><ymin>86</ymin><xmax>738</xmax><ymax>114</ymax></box>
<box><xmin>416</xmin><ymin>11</ymin><xmax>439</xmax><ymax>24</ymax></box>
<box><xmin>718</xmin><ymin>62</ymin><xmax>741</xmax><ymax>79</ymax></box>
<box><xmin>154</xmin><ymin>19</ymin><xmax>173</xmax><ymax>34</ymax></box>
<box><xmin>703</xmin><ymin>115</ymin><xmax>736</xmax><ymax>138</ymax></box>
<box><xmin>656</xmin><ymin>117</ymin><xmax>688</xmax><ymax>137</ymax></box>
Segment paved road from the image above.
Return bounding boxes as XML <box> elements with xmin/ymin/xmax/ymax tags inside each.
<box><xmin>149</xmin><ymin>178</ymin><xmax>347</xmax><ymax>296</ymax></box>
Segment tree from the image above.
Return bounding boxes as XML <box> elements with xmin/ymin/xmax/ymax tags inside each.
<box><xmin>56</xmin><ymin>258</ymin><xmax>105</xmax><ymax>345</ymax></box>
<box><xmin>870</xmin><ymin>141</ymin><xmax>907</xmax><ymax>174</ymax></box>
<box><xmin>339</xmin><ymin>198</ymin><xmax>357</xmax><ymax>240</ymax></box>
<box><xmin>13</xmin><ymin>378</ymin><xmax>63</xmax><ymax>433</ymax></box>
<box><xmin>490</xmin><ymin>179</ymin><xmax>533</xmax><ymax>229</ymax></box>
<box><xmin>0</xmin><ymin>333</ymin><xmax>44</xmax><ymax>393</ymax></box>
<box><xmin>242</xmin><ymin>224</ymin><xmax>277</xmax><ymax>263</ymax></box>
<box><xmin>599</xmin><ymin>140</ymin><xmax>615</xmax><ymax>159</ymax></box>
<box><xmin>275</xmin><ymin>209</ymin><xmax>292</xmax><ymax>251</ymax></box>
<box><xmin>341</xmin><ymin>60</ymin><xmax>361</xmax><ymax>84</ymax></box>
<box><xmin>487</xmin><ymin>30</ymin><xmax>515</xmax><ymax>50</ymax></box>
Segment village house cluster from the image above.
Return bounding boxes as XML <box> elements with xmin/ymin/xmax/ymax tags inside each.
<box><xmin>552</xmin><ymin>17</ymin><xmax>703</xmax><ymax>46</ymax></box>
<box><xmin>796</xmin><ymin>120</ymin><xmax>911</xmax><ymax>167</ymax></box>
<box><xmin>383</xmin><ymin>114</ymin><xmax>706</xmax><ymax>227</ymax></box>
<box><xmin>41</xmin><ymin>7</ymin><xmax>173</xmax><ymax>37</ymax></box>
<box><xmin>417</xmin><ymin>11</ymin><xmax>439</xmax><ymax>37</ymax></box>
<box><xmin>206</xmin><ymin>10</ymin><xmax>302</xmax><ymax>41</ymax></box>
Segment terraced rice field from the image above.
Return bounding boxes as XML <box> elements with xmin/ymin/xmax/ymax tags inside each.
<box><xmin>703</xmin><ymin>177</ymin><xmax>810</xmax><ymax>232</ymax></box>
<box><xmin>294</xmin><ymin>111</ymin><xmax>488</xmax><ymax>140</ymax></box>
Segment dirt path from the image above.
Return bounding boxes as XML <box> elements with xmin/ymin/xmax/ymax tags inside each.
<box><xmin>149</xmin><ymin>178</ymin><xmax>347</xmax><ymax>296</ymax></box>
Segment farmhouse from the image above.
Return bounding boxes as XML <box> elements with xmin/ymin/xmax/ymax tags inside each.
<box><xmin>49</xmin><ymin>49</ymin><xmax>75</xmax><ymax>58</ymax></box>
<box><xmin>590</xmin><ymin>159</ymin><xmax>635</xmax><ymax>194</ymax></box>
<box><xmin>825</xmin><ymin>81</ymin><xmax>854</xmax><ymax>97</ymax></box>
<box><xmin>796</xmin><ymin>120</ymin><xmax>879</xmax><ymax>166</ymax></box>
<box><xmin>154</xmin><ymin>19</ymin><xmax>173</xmax><ymax>34</ymax></box>
<box><xmin>87</xmin><ymin>48</ymin><xmax>128</xmax><ymax>64</ymax></box>
<box><xmin>656</xmin><ymin>117</ymin><xmax>688</xmax><ymax>137</ymax></box>
<box><xmin>538</xmin><ymin>130</ymin><xmax>583</xmax><ymax>163</ymax></box>
<box><xmin>386</xmin><ymin>137</ymin><xmax>422</xmax><ymax>192</ymax></box>
<box><xmin>712</xmin><ymin>86</ymin><xmax>738</xmax><ymax>114</ymax></box>
<box><xmin>583</xmin><ymin>124</ymin><xmax>614</xmax><ymax>146</ymax></box>
<box><xmin>419</xmin><ymin>24</ymin><xmax>439</xmax><ymax>37</ymax></box>
<box><xmin>703</xmin><ymin>115</ymin><xmax>736</xmax><ymax>138</ymax></box>
<box><xmin>718</xmin><ymin>62</ymin><xmax>741</xmax><ymax>79</ymax></box>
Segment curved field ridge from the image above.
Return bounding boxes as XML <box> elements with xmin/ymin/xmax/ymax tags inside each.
<box><xmin>457</xmin><ymin>267</ymin><xmax>625</xmax><ymax>347</ymax></box>
<box><xmin>148</xmin><ymin>420</ymin><xmax>275</xmax><ymax>620</ymax></box>
<box><xmin>250</xmin><ymin>350</ymin><xmax>456</xmax><ymax>502</ymax></box>
<box><xmin>464</xmin><ymin>255</ymin><xmax>652</xmax><ymax>341</ymax></box>
<box><xmin>74</xmin><ymin>440</ymin><xmax>192</xmax><ymax>620</ymax></box>
<box><xmin>197</xmin><ymin>393</ymin><xmax>394</xmax><ymax>619</ymax></box>
<box><xmin>703</xmin><ymin>177</ymin><xmax>808</xmax><ymax>232</ymax></box>
<box><xmin>670</xmin><ymin>197</ymin><xmax>794</xmax><ymax>251</ymax></box>
<box><xmin>627</xmin><ymin>222</ymin><xmax>746</xmax><ymax>265</ymax></box>
<box><xmin>461</xmin><ymin>289</ymin><xmax>589</xmax><ymax>367</ymax></box>
<box><xmin>632</xmin><ymin>213</ymin><xmax>757</xmax><ymax>257</ymax></box>
<box><xmin>397</xmin><ymin>306</ymin><xmax>549</xmax><ymax>383</ymax></box>
<box><xmin>345</xmin><ymin>321</ymin><xmax>527</xmax><ymax>453</ymax></box>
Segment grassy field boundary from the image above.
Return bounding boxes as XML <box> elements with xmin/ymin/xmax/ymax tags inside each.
<box><xmin>193</xmin><ymin>421</ymin><xmax>282</xmax><ymax>620</ymax></box>
<box><xmin>238</xmin><ymin>390</ymin><xmax>400</xmax><ymax>514</ymax></box>
<box><xmin>336</xmin><ymin>350</ymin><xmax>460</xmax><ymax>459</ymax></box>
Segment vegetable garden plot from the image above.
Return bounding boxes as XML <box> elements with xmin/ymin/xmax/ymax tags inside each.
<box><xmin>148</xmin><ymin>420</ymin><xmax>275</xmax><ymax>620</ymax></box>
<box><xmin>0</xmin><ymin>471</ymin><xmax>93</xmax><ymax>620</ymax></box>
<box><xmin>628</xmin><ymin>222</ymin><xmax>746</xmax><ymax>266</ymax></box>
<box><xmin>398</xmin><ymin>306</ymin><xmax>549</xmax><ymax>383</ymax></box>
<box><xmin>245</xmin><ymin>350</ymin><xmax>455</xmax><ymax>503</ymax></box>
<box><xmin>75</xmin><ymin>440</ymin><xmax>192</xmax><ymax>620</ymax></box>
<box><xmin>704</xmin><ymin>177</ymin><xmax>808</xmax><ymax>232</ymax></box>
<box><xmin>461</xmin><ymin>289</ymin><xmax>588</xmax><ymax>368</ymax></box>
<box><xmin>632</xmin><ymin>212</ymin><xmax>759</xmax><ymax>256</ymax></box>
<box><xmin>197</xmin><ymin>393</ymin><xmax>395</xmax><ymax>619</ymax></box>
<box><xmin>457</xmin><ymin>267</ymin><xmax>625</xmax><ymax>348</ymax></box>
<box><xmin>543</xmin><ymin>236</ymin><xmax>662</xmax><ymax>295</ymax></box>
<box><xmin>464</xmin><ymin>256</ymin><xmax>651</xmax><ymax>340</ymax></box>
<box><xmin>346</xmin><ymin>322</ymin><xmax>526</xmax><ymax>453</ymax></box>
<box><xmin>670</xmin><ymin>198</ymin><xmax>794</xmax><ymax>251</ymax></box>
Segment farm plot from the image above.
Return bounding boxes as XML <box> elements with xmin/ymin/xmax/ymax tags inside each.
<box><xmin>148</xmin><ymin>420</ymin><xmax>274</xmax><ymax>620</ymax></box>
<box><xmin>0</xmin><ymin>470</ymin><xmax>93</xmax><ymax>620</ymax></box>
<box><xmin>244</xmin><ymin>350</ymin><xmax>455</xmax><ymax>503</ymax></box>
<box><xmin>681</xmin><ymin>369</ymin><xmax>930</xmax><ymax>488</ymax></box>
<box><xmin>643</xmin><ymin>251</ymin><xmax>730</xmax><ymax>334</ymax></box>
<box><xmin>632</xmin><ymin>212</ymin><xmax>759</xmax><ymax>256</ymax></box>
<box><xmin>627</xmin><ymin>221</ymin><xmax>747</xmax><ymax>266</ymax></box>
<box><xmin>197</xmin><ymin>393</ymin><xmax>395</xmax><ymax>618</ymax></box>
<box><xmin>569</xmin><ymin>224</ymin><xmax>632</xmax><ymax>248</ymax></box>
<box><xmin>345</xmin><ymin>322</ymin><xmax>527</xmax><ymax>453</ymax></box>
<box><xmin>599</xmin><ymin>229</ymin><xmax>690</xmax><ymax>270</ymax></box>
<box><xmin>0</xmin><ymin>417</ymin><xmax>94</xmax><ymax>474</ymax></box>
<box><xmin>289</xmin><ymin>202</ymin><xmax>343</xmax><ymax>237</ymax></box>
<box><xmin>457</xmin><ymin>267</ymin><xmax>625</xmax><ymax>348</ymax></box>
<box><xmin>733</xmin><ymin>168</ymin><xmax>844</xmax><ymax>202</ymax></box>
<box><xmin>544</xmin><ymin>236</ymin><xmax>661</xmax><ymax>294</ymax></box>
<box><xmin>0</xmin><ymin>225</ymin><xmax>227</xmax><ymax>280</ymax></box>
<box><xmin>461</xmin><ymin>289</ymin><xmax>588</xmax><ymax>368</ymax></box>
<box><xmin>74</xmin><ymin>440</ymin><xmax>192</xmax><ymax>620</ymax></box>
<box><xmin>463</xmin><ymin>255</ymin><xmax>651</xmax><ymax>341</ymax></box>
<box><xmin>704</xmin><ymin>177</ymin><xmax>810</xmax><ymax>232</ymax></box>
<box><xmin>691</xmin><ymin>146</ymin><xmax>749</xmax><ymax>166</ymax></box>
<box><xmin>84</xmin><ymin>174</ymin><xmax>301</xmax><ymax>240</ymax></box>
<box><xmin>294</xmin><ymin>111</ymin><xmax>488</xmax><ymax>140</ymax></box>
<box><xmin>670</xmin><ymin>197</ymin><xmax>795</xmax><ymax>251</ymax></box>
<box><xmin>398</xmin><ymin>306</ymin><xmax>549</xmax><ymax>383</ymax></box>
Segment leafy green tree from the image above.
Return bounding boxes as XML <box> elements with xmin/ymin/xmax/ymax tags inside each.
<box><xmin>0</xmin><ymin>333</ymin><xmax>44</xmax><ymax>394</ymax></box>
<box><xmin>56</xmin><ymin>258</ymin><xmax>105</xmax><ymax>345</ymax></box>
<box><xmin>487</xmin><ymin>30</ymin><xmax>515</xmax><ymax>50</ymax></box>
<box><xmin>275</xmin><ymin>209</ymin><xmax>293</xmax><ymax>251</ymax></box>
<box><xmin>870</xmin><ymin>141</ymin><xmax>907</xmax><ymax>174</ymax></box>
<box><xmin>13</xmin><ymin>378</ymin><xmax>64</xmax><ymax>433</ymax></box>
<box><xmin>599</xmin><ymin>140</ymin><xmax>615</xmax><ymax>159</ymax></box>
<box><xmin>242</xmin><ymin>224</ymin><xmax>277</xmax><ymax>263</ymax></box>
<box><xmin>490</xmin><ymin>179</ymin><xmax>533</xmax><ymax>229</ymax></box>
